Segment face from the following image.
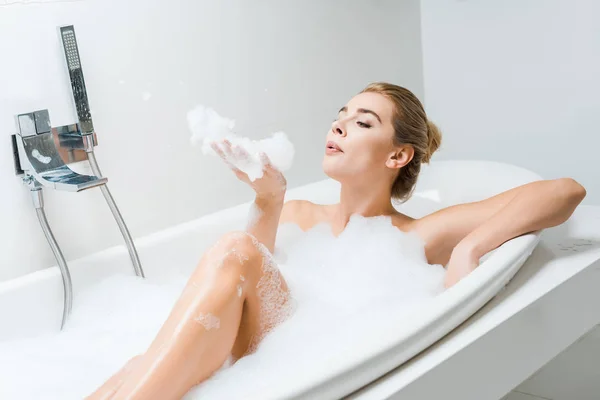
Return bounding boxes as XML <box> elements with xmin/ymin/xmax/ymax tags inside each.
<box><xmin>323</xmin><ymin>91</ymin><xmax>410</xmax><ymax>185</ymax></box>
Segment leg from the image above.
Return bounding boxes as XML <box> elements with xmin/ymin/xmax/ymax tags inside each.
<box><xmin>88</xmin><ymin>231</ymin><xmax>291</xmax><ymax>400</ymax></box>
<box><xmin>86</xmin><ymin>356</ymin><xmax>141</xmax><ymax>400</ymax></box>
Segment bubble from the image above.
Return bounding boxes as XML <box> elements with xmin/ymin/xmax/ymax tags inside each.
<box><xmin>230</xmin><ymin>248</ymin><xmax>250</xmax><ymax>264</ymax></box>
<box><xmin>186</xmin><ymin>105</ymin><xmax>295</xmax><ymax>181</ymax></box>
<box><xmin>213</xmin><ymin>246</ymin><xmax>249</xmax><ymax>269</ymax></box>
<box><xmin>0</xmin><ymin>217</ymin><xmax>445</xmax><ymax>399</ymax></box>
<box><xmin>246</xmin><ymin>202</ymin><xmax>263</xmax><ymax>230</ymax></box>
<box><xmin>247</xmin><ymin>234</ymin><xmax>295</xmax><ymax>353</ymax></box>
<box><xmin>194</xmin><ymin>313</ymin><xmax>221</xmax><ymax>331</ymax></box>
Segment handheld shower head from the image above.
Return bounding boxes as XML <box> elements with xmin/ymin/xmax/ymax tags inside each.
<box><xmin>59</xmin><ymin>25</ymin><xmax>94</xmax><ymax>135</ymax></box>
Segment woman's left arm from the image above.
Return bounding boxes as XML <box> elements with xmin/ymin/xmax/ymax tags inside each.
<box><xmin>416</xmin><ymin>178</ymin><xmax>587</xmax><ymax>288</ymax></box>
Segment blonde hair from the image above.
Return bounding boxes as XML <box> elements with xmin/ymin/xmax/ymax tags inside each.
<box><xmin>360</xmin><ymin>82</ymin><xmax>442</xmax><ymax>201</ymax></box>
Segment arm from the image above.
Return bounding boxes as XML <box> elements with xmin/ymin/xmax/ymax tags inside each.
<box><xmin>416</xmin><ymin>178</ymin><xmax>587</xmax><ymax>288</ymax></box>
<box><xmin>246</xmin><ymin>193</ymin><xmax>285</xmax><ymax>254</ymax></box>
<box><xmin>211</xmin><ymin>141</ymin><xmax>288</xmax><ymax>253</ymax></box>
<box><xmin>247</xmin><ymin>198</ymin><xmax>317</xmax><ymax>252</ymax></box>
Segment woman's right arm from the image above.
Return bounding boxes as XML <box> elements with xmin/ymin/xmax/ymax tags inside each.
<box><xmin>247</xmin><ymin>193</ymin><xmax>285</xmax><ymax>254</ymax></box>
<box><xmin>212</xmin><ymin>140</ymin><xmax>288</xmax><ymax>253</ymax></box>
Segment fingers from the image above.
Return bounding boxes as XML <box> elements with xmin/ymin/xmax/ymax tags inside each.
<box><xmin>259</xmin><ymin>152</ymin><xmax>284</xmax><ymax>177</ymax></box>
<box><xmin>221</xmin><ymin>139</ymin><xmax>236</xmax><ymax>161</ymax></box>
<box><xmin>210</xmin><ymin>141</ymin><xmax>237</xmax><ymax>170</ymax></box>
<box><xmin>259</xmin><ymin>152</ymin><xmax>271</xmax><ymax>167</ymax></box>
<box><xmin>210</xmin><ymin>141</ymin><xmax>226</xmax><ymax>159</ymax></box>
<box><xmin>210</xmin><ymin>141</ymin><xmax>228</xmax><ymax>162</ymax></box>
<box><xmin>232</xmin><ymin>145</ymin><xmax>244</xmax><ymax>160</ymax></box>
<box><xmin>212</xmin><ymin>141</ymin><xmax>282</xmax><ymax>181</ymax></box>
<box><xmin>224</xmin><ymin>141</ymin><xmax>269</xmax><ymax>171</ymax></box>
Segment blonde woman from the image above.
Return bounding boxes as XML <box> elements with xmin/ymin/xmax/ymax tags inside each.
<box><xmin>88</xmin><ymin>82</ymin><xmax>586</xmax><ymax>399</ymax></box>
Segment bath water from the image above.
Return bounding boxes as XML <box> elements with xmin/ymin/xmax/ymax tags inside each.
<box><xmin>0</xmin><ymin>216</ymin><xmax>445</xmax><ymax>399</ymax></box>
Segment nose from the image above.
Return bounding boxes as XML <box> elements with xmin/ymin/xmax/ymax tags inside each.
<box><xmin>331</xmin><ymin>119</ymin><xmax>346</xmax><ymax>137</ymax></box>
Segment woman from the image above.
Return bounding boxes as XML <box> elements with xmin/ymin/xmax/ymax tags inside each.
<box><xmin>88</xmin><ymin>82</ymin><xmax>586</xmax><ymax>399</ymax></box>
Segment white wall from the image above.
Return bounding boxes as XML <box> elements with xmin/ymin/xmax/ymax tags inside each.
<box><xmin>420</xmin><ymin>0</ymin><xmax>599</xmax><ymax>204</ymax></box>
<box><xmin>0</xmin><ymin>0</ymin><xmax>424</xmax><ymax>281</ymax></box>
<box><xmin>420</xmin><ymin>1</ymin><xmax>600</xmax><ymax>399</ymax></box>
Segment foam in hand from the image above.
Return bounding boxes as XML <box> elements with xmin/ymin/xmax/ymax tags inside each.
<box><xmin>187</xmin><ymin>105</ymin><xmax>295</xmax><ymax>181</ymax></box>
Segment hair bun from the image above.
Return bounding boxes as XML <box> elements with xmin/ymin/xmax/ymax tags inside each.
<box><xmin>424</xmin><ymin>120</ymin><xmax>442</xmax><ymax>163</ymax></box>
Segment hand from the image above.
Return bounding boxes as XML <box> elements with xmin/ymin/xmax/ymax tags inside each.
<box><xmin>211</xmin><ymin>140</ymin><xmax>287</xmax><ymax>199</ymax></box>
<box><xmin>443</xmin><ymin>242</ymin><xmax>481</xmax><ymax>288</ymax></box>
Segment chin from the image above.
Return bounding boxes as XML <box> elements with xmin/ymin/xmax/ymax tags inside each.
<box><xmin>322</xmin><ymin>157</ymin><xmax>346</xmax><ymax>182</ymax></box>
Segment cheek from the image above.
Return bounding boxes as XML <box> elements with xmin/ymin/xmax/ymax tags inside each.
<box><xmin>351</xmin><ymin>136</ymin><xmax>390</xmax><ymax>165</ymax></box>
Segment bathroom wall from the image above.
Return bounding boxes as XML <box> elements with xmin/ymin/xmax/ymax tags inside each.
<box><xmin>420</xmin><ymin>0</ymin><xmax>598</xmax><ymax>204</ymax></box>
<box><xmin>0</xmin><ymin>0</ymin><xmax>424</xmax><ymax>281</ymax></box>
<box><xmin>419</xmin><ymin>1</ymin><xmax>600</xmax><ymax>399</ymax></box>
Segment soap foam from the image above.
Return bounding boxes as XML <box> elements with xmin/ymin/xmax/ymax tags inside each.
<box><xmin>195</xmin><ymin>313</ymin><xmax>221</xmax><ymax>331</ymax></box>
<box><xmin>246</xmin><ymin>202</ymin><xmax>263</xmax><ymax>230</ymax></box>
<box><xmin>0</xmin><ymin>217</ymin><xmax>444</xmax><ymax>399</ymax></box>
<box><xmin>187</xmin><ymin>105</ymin><xmax>295</xmax><ymax>181</ymax></box>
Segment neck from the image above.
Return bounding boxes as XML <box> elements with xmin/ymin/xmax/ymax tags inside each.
<box><xmin>332</xmin><ymin>179</ymin><xmax>396</xmax><ymax>234</ymax></box>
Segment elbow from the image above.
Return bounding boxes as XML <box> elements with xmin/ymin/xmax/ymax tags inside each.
<box><xmin>557</xmin><ymin>178</ymin><xmax>587</xmax><ymax>204</ymax></box>
<box><xmin>551</xmin><ymin>179</ymin><xmax>587</xmax><ymax>226</ymax></box>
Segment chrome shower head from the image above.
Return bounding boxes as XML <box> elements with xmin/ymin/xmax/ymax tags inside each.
<box><xmin>60</xmin><ymin>27</ymin><xmax>82</xmax><ymax>71</ymax></box>
<box><xmin>59</xmin><ymin>25</ymin><xmax>94</xmax><ymax>135</ymax></box>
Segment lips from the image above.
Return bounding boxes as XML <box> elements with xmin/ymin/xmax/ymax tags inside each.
<box><xmin>326</xmin><ymin>141</ymin><xmax>343</xmax><ymax>153</ymax></box>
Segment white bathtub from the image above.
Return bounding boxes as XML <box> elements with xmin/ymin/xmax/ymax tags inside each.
<box><xmin>0</xmin><ymin>160</ymin><xmax>543</xmax><ymax>399</ymax></box>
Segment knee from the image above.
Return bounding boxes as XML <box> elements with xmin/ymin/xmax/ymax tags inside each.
<box><xmin>213</xmin><ymin>231</ymin><xmax>264</xmax><ymax>270</ymax></box>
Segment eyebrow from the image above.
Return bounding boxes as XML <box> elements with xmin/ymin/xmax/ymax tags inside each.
<box><xmin>338</xmin><ymin>106</ymin><xmax>382</xmax><ymax>123</ymax></box>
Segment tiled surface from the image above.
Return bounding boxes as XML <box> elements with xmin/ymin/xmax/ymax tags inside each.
<box><xmin>514</xmin><ymin>325</ymin><xmax>600</xmax><ymax>400</ymax></box>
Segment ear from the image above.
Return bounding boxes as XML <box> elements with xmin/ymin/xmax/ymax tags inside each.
<box><xmin>385</xmin><ymin>145</ymin><xmax>414</xmax><ymax>169</ymax></box>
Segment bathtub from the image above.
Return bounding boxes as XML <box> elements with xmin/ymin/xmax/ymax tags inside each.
<box><xmin>0</xmin><ymin>160</ymin><xmax>544</xmax><ymax>399</ymax></box>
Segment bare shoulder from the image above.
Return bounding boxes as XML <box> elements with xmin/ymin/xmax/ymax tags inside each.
<box><xmin>390</xmin><ymin>210</ymin><xmax>456</xmax><ymax>266</ymax></box>
<box><xmin>280</xmin><ymin>199</ymin><xmax>329</xmax><ymax>231</ymax></box>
